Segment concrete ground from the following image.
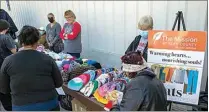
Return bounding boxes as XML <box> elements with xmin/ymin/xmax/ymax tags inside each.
<box><xmin>0</xmin><ymin>101</ymin><xmax>193</xmax><ymax>111</ymax></box>
<box><xmin>0</xmin><ymin>102</ymin><xmax>67</xmax><ymax>111</ymax></box>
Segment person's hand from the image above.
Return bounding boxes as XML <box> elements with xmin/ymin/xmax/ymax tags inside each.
<box><xmin>64</xmin><ymin>35</ymin><xmax>68</xmax><ymax>40</ymax></box>
<box><xmin>112</xmin><ymin>100</ymin><xmax>118</xmax><ymax>106</ymax></box>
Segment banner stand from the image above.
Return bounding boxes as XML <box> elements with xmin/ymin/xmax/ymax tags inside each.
<box><xmin>172</xmin><ymin>11</ymin><xmax>186</xmax><ymax>31</ymax></box>
<box><xmin>166</xmin><ymin>11</ymin><xmax>207</xmax><ymax>111</ymax></box>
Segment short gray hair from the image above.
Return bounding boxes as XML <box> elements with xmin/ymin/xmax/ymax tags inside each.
<box><xmin>138</xmin><ymin>15</ymin><xmax>153</xmax><ymax>30</ymax></box>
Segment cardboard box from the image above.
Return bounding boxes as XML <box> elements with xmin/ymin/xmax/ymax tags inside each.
<box><xmin>71</xmin><ymin>98</ymin><xmax>87</xmax><ymax>111</ymax></box>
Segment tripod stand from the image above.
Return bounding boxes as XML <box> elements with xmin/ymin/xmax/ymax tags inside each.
<box><xmin>168</xmin><ymin>11</ymin><xmax>187</xmax><ymax>111</ymax></box>
<box><xmin>172</xmin><ymin>11</ymin><xmax>186</xmax><ymax>31</ymax></box>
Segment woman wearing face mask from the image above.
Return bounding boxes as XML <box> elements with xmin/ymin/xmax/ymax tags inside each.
<box><xmin>59</xmin><ymin>10</ymin><xmax>81</xmax><ymax>58</ymax></box>
<box><xmin>125</xmin><ymin>15</ymin><xmax>153</xmax><ymax>61</ymax></box>
<box><xmin>46</xmin><ymin>13</ymin><xmax>64</xmax><ymax>53</ymax></box>
<box><xmin>110</xmin><ymin>51</ymin><xmax>167</xmax><ymax>111</ymax></box>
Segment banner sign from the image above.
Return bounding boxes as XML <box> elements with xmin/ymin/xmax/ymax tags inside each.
<box><xmin>147</xmin><ymin>30</ymin><xmax>207</xmax><ymax>105</ymax></box>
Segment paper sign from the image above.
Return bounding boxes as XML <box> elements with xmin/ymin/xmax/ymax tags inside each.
<box><xmin>147</xmin><ymin>30</ymin><xmax>207</xmax><ymax>105</ymax></box>
<box><xmin>56</xmin><ymin>87</ymin><xmax>66</xmax><ymax>95</ymax></box>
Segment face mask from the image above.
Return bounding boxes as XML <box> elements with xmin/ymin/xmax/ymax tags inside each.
<box><xmin>139</xmin><ymin>30</ymin><xmax>148</xmax><ymax>39</ymax></box>
<box><xmin>48</xmin><ymin>17</ymin><xmax>54</xmax><ymax>23</ymax></box>
<box><xmin>39</xmin><ymin>31</ymin><xmax>44</xmax><ymax>36</ymax></box>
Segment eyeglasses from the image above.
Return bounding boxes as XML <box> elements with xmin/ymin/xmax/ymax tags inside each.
<box><xmin>65</xmin><ymin>16</ymin><xmax>74</xmax><ymax>19</ymax></box>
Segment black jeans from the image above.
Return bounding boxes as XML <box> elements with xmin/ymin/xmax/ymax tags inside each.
<box><xmin>0</xmin><ymin>93</ymin><xmax>12</xmax><ymax>111</ymax></box>
<box><xmin>67</xmin><ymin>53</ymin><xmax>80</xmax><ymax>59</ymax></box>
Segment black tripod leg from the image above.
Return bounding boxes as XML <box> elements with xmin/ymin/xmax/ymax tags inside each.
<box><xmin>169</xmin><ymin>102</ymin><xmax>172</xmax><ymax>111</ymax></box>
<box><xmin>172</xmin><ymin>12</ymin><xmax>179</xmax><ymax>31</ymax></box>
<box><xmin>181</xmin><ymin>12</ymin><xmax>187</xmax><ymax>31</ymax></box>
<box><xmin>177</xmin><ymin>11</ymin><xmax>181</xmax><ymax>31</ymax></box>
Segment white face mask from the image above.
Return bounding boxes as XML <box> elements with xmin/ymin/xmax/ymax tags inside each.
<box><xmin>39</xmin><ymin>31</ymin><xmax>45</xmax><ymax>36</ymax></box>
<box><xmin>139</xmin><ymin>30</ymin><xmax>148</xmax><ymax>39</ymax></box>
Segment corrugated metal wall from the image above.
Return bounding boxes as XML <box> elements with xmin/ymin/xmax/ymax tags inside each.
<box><xmin>1</xmin><ymin>1</ymin><xmax>208</xmax><ymax>90</ymax></box>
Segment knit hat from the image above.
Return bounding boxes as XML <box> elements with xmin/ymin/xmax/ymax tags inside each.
<box><xmin>80</xmin><ymin>81</ymin><xmax>94</xmax><ymax>95</ymax></box>
<box><xmin>121</xmin><ymin>51</ymin><xmax>147</xmax><ymax>73</ymax></box>
<box><xmin>84</xmin><ymin>70</ymin><xmax>96</xmax><ymax>81</ymax></box>
<box><xmin>96</xmin><ymin>74</ymin><xmax>110</xmax><ymax>85</ymax></box>
<box><xmin>93</xmin><ymin>89</ymin><xmax>109</xmax><ymax>104</ymax></box>
<box><xmin>98</xmin><ymin>82</ymin><xmax>116</xmax><ymax>97</ymax></box>
<box><xmin>63</xmin><ymin>64</ymin><xmax>70</xmax><ymax>72</ymax></box>
<box><xmin>68</xmin><ymin>77</ymin><xmax>83</xmax><ymax>91</ymax></box>
<box><xmin>101</xmin><ymin>68</ymin><xmax>115</xmax><ymax>74</ymax></box>
<box><xmin>86</xmin><ymin>60</ymin><xmax>97</xmax><ymax>65</ymax></box>
<box><xmin>78</xmin><ymin>74</ymin><xmax>90</xmax><ymax>85</ymax></box>
<box><xmin>80</xmin><ymin>80</ymin><xmax>99</xmax><ymax>97</ymax></box>
<box><xmin>67</xmin><ymin>61</ymin><xmax>80</xmax><ymax>72</ymax></box>
<box><xmin>62</xmin><ymin>60</ymin><xmax>71</xmax><ymax>67</ymax></box>
<box><xmin>104</xmin><ymin>101</ymin><xmax>113</xmax><ymax>111</ymax></box>
<box><xmin>104</xmin><ymin>90</ymin><xmax>123</xmax><ymax>111</ymax></box>
<box><xmin>0</xmin><ymin>19</ymin><xmax>10</xmax><ymax>31</ymax></box>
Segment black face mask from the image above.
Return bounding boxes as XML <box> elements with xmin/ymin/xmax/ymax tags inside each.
<box><xmin>48</xmin><ymin>17</ymin><xmax>54</xmax><ymax>23</ymax></box>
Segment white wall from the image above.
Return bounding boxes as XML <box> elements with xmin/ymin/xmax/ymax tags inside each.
<box><xmin>1</xmin><ymin>1</ymin><xmax>208</xmax><ymax>90</ymax></box>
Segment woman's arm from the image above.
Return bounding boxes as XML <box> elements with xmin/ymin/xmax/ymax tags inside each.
<box><xmin>52</xmin><ymin>23</ymin><xmax>62</xmax><ymax>45</ymax></box>
<box><xmin>59</xmin><ymin>26</ymin><xmax>65</xmax><ymax>40</ymax></box>
<box><xmin>125</xmin><ymin>36</ymin><xmax>141</xmax><ymax>54</ymax></box>
<box><xmin>45</xmin><ymin>26</ymin><xmax>50</xmax><ymax>45</ymax></box>
<box><xmin>51</xmin><ymin>59</ymin><xmax>63</xmax><ymax>88</ymax></box>
<box><xmin>0</xmin><ymin>58</ymin><xmax>11</xmax><ymax>94</ymax></box>
<box><xmin>66</xmin><ymin>22</ymin><xmax>81</xmax><ymax>40</ymax></box>
<box><xmin>5</xmin><ymin>36</ymin><xmax>16</xmax><ymax>54</ymax></box>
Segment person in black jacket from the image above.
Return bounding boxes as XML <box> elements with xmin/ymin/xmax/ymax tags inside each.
<box><xmin>111</xmin><ymin>51</ymin><xmax>167</xmax><ymax>111</ymax></box>
<box><xmin>0</xmin><ymin>9</ymin><xmax>18</xmax><ymax>40</ymax></box>
<box><xmin>125</xmin><ymin>15</ymin><xmax>153</xmax><ymax>61</ymax></box>
<box><xmin>0</xmin><ymin>25</ymin><xmax>63</xmax><ymax>111</ymax></box>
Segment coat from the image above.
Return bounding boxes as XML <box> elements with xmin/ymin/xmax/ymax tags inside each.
<box><xmin>0</xmin><ymin>9</ymin><xmax>18</xmax><ymax>39</ymax></box>
<box><xmin>125</xmin><ymin>35</ymin><xmax>148</xmax><ymax>61</ymax></box>
<box><xmin>111</xmin><ymin>68</ymin><xmax>167</xmax><ymax>111</ymax></box>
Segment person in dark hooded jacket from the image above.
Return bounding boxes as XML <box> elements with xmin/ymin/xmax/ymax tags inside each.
<box><xmin>111</xmin><ymin>51</ymin><xmax>167</xmax><ymax>111</ymax></box>
<box><xmin>125</xmin><ymin>15</ymin><xmax>153</xmax><ymax>61</ymax></box>
<box><xmin>0</xmin><ymin>9</ymin><xmax>18</xmax><ymax>40</ymax></box>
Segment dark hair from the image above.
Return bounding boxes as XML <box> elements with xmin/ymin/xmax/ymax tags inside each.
<box><xmin>18</xmin><ymin>25</ymin><xmax>40</xmax><ymax>46</ymax></box>
<box><xmin>0</xmin><ymin>19</ymin><xmax>10</xmax><ymax>32</ymax></box>
<box><xmin>121</xmin><ymin>51</ymin><xmax>144</xmax><ymax>78</ymax></box>
<box><xmin>48</xmin><ymin>13</ymin><xmax>54</xmax><ymax>17</ymax></box>
<box><xmin>121</xmin><ymin>51</ymin><xmax>143</xmax><ymax>65</ymax></box>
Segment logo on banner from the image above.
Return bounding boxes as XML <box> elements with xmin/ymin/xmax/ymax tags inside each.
<box><xmin>149</xmin><ymin>31</ymin><xmax>206</xmax><ymax>51</ymax></box>
<box><xmin>153</xmin><ymin>32</ymin><xmax>164</xmax><ymax>44</ymax></box>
